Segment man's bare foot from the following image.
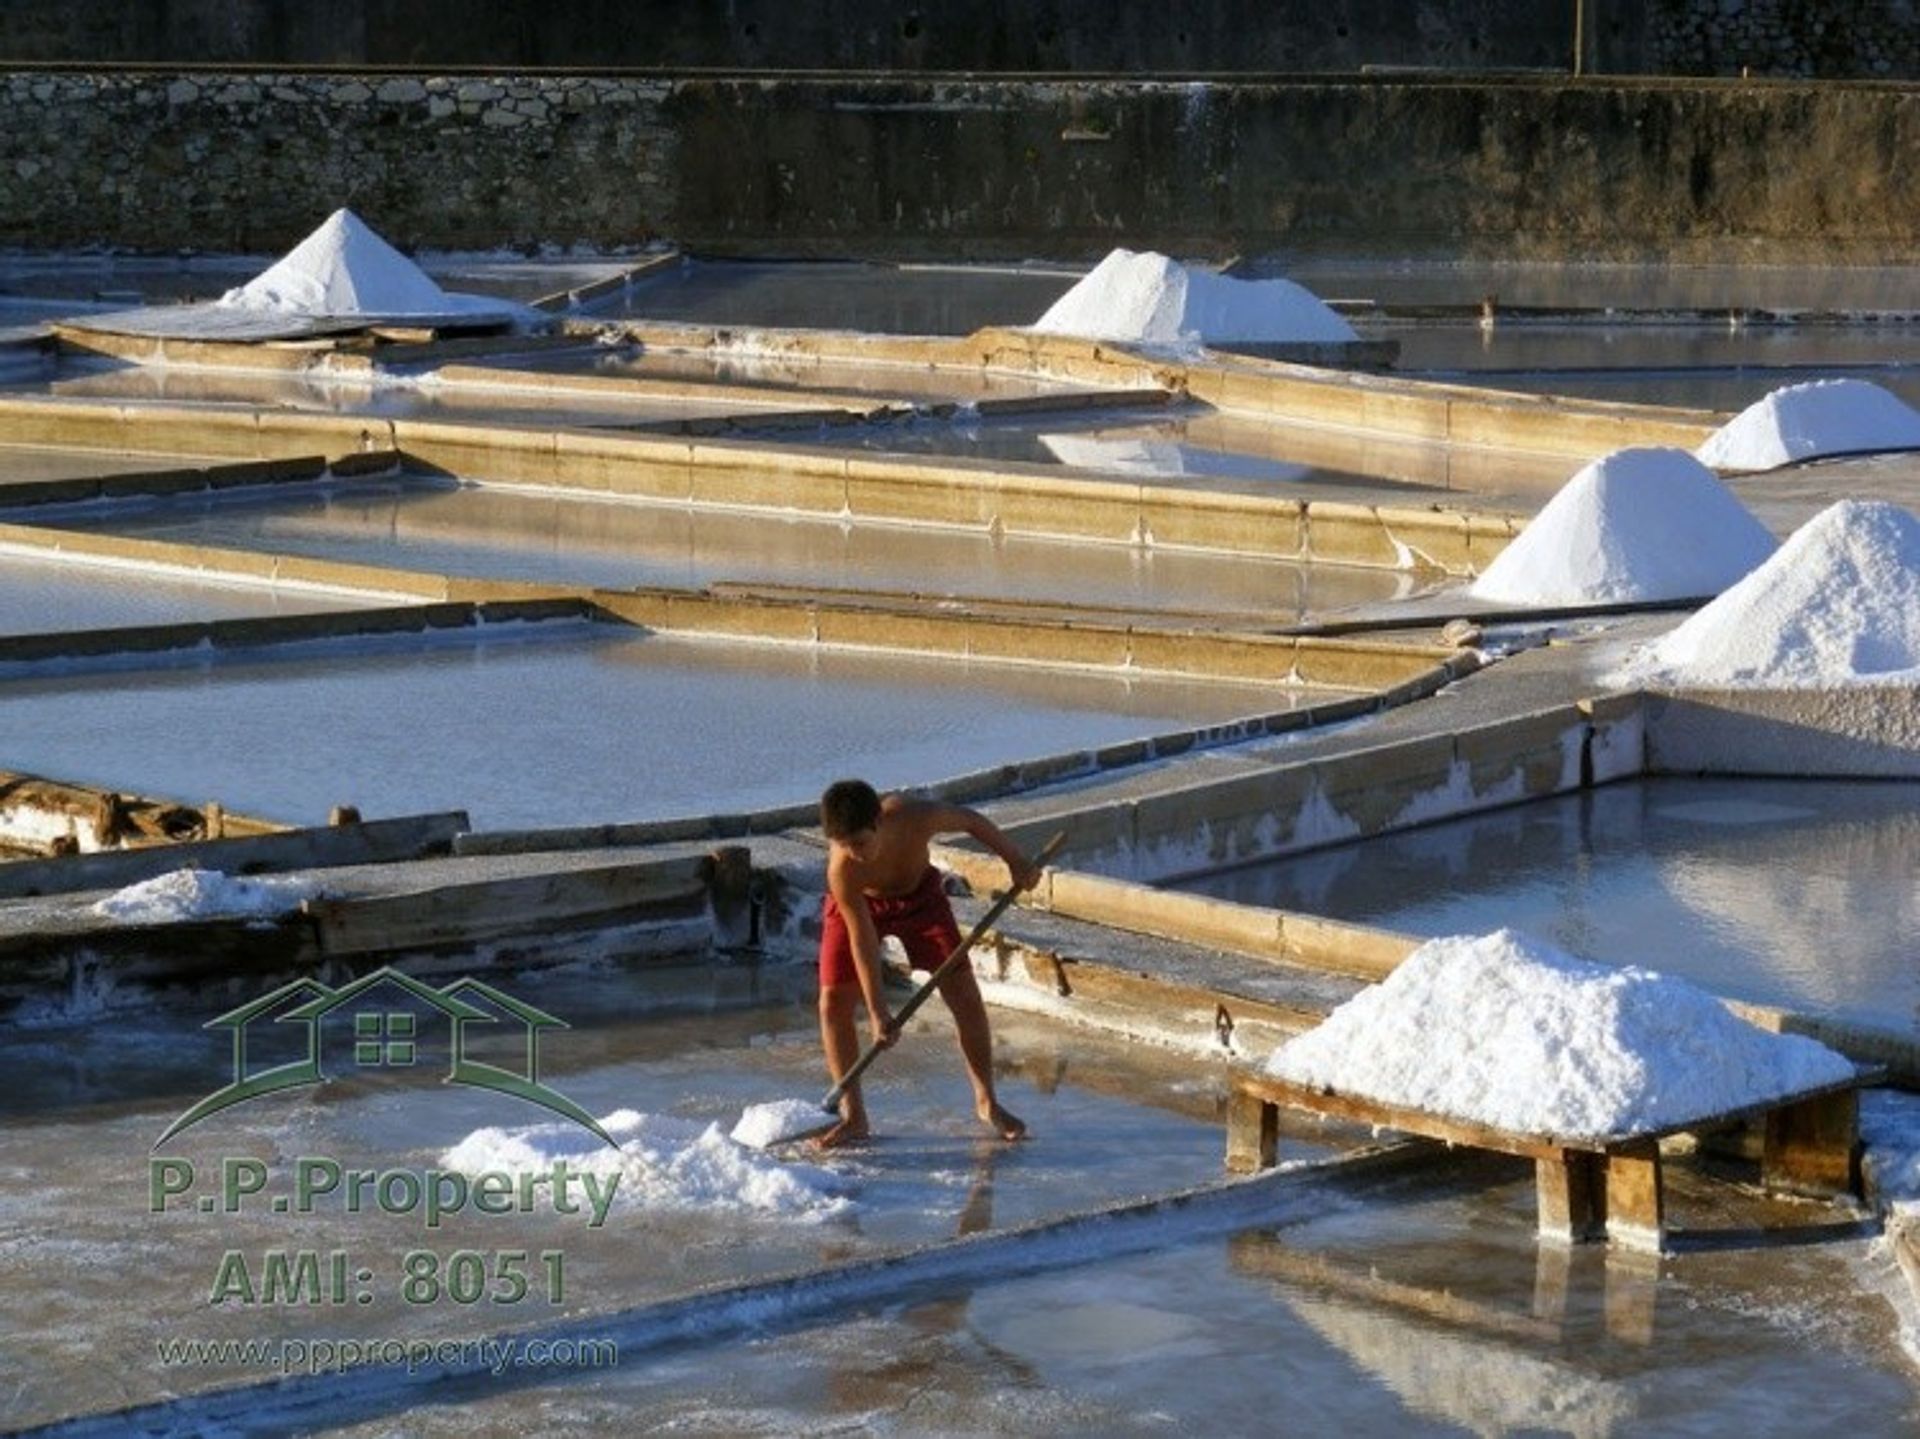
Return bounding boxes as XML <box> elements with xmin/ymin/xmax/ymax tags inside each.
<box><xmin>812</xmin><ymin>1116</ymin><xmax>871</xmax><ymax>1151</ymax></box>
<box><xmin>978</xmin><ymin>1101</ymin><xmax>1027</xmax><ymax>1141</ymax></box>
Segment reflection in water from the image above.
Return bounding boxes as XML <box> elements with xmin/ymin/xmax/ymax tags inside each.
<box><xmin>1176</xmin><ymin>778</ymin><xmax>1920</xmax><ymax>1031</ymax></box>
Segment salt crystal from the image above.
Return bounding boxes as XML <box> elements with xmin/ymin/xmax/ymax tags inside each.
<box><xmin>1635</xmin><ymin>499</ymin><xmax>1920</xmax><ymax>686</ymax></box>
<box><xmin>1266</xmin><ymin>928</ymin><xmax>1853</xmax><ymax>1141</ymax></box>
<box><xmin>1470</xmin><ymin>447</ymin><xmax>1775</xmax><ymax>606</ymax></box>
<box><xmin>218</xmin><ymin>208</ymin><xmax>518</xmax><ymax>323</ymax></box>
<box><xmin>1697</xmin><ymin>379</ymin><xmax>1920</xmax><ymax>472</ymax></box>
<box><xmin>92</xmin><ymin>868</ymin><xmax>324</xmax><ymax>923</ymax></box>
<box><xmin>1031</xmin><ymin>248</ymin><xmax>1356</xmax><ymax>348</ymax></box>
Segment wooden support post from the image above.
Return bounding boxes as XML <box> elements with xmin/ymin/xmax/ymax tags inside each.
<box><xmin>1763</xmin><ymin>1089</ymin><xmax>1860</xmax><ymax>1198</ymax></box>
<box><xmin>1602</xmin><ymin>1141</ymin><xmax>1664</xmax><ymax>1252</ymax></box>
<box><xmin>703</xmin><ymin>844</ymin><xmax>756</xmax><ymax>949</ymax></box>
<box><xmin>1535</xmin><ymin>1151</ymin><xmax>1605</xmax><ymax>1243</ymax></box>
<box><xmin>1226</xmin><ymin>1089</ymin><xmax>1279</xmax><ymax>1174</ymax></box>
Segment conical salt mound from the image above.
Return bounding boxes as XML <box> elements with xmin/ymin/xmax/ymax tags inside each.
<box><xmin>1031</xmin><ymin>248</ymin><xmax>1356</xmax><ymax>347</ymax></box>
<box><xmin>218</xmin><ymin>209</ymin><xmax>498</xmax><ymax>319</ymax></box>
<box><xmin>1643</xmin><ymin>499</ymin><xmax>1920</xmax><ymax>685</ymax></box>
<box><xmin>1469</xmin><ymin>447</ymin><xmax>1775</xmax><ymax>606</ymax></box>
<box><xmin>1264</xmin><ymin>928</ymin><xmax>1853</xmax><ymax>1142</ymax></box>
<box><xmin>1696</xmin><ymin>379</ymin><xmax>1920</xmax><ymax>472</ymax></box>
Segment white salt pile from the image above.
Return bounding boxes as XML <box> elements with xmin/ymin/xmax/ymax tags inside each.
<box><xmin>1634</xmin><ymin>499</ymin><xmax>1920</xmax><ymax>686</ymax></box>
<box><xmin>1266</xmin><ymin>928</ymin><xmax>1853</xmax><ymax>1141</ymax></box>
<box><xmin>93</xmin><ymin>868</ymin><xmax>324</xmax><ymax>923</ymax></box>
<box><xmin>442</xmin><ymin>1107</ymin><xmax>853</xmax><ymax>1220</ymax></box>
<box><xmin>1031</xmin><ymin>248</ymin><xmax>1357</xmax><ymax>349</ymax></box>
<box><xmin>1468</xmin><ymin>447</ymin><xmax>1775</xmax><ymax>606</ymax></box>
<box><xmin>731</xmin><ymin>1098</ymin><xmax>832</xmax><ymax>1148</ymax></box>
<box><xmin>1697</xmin><ymin>379</ymin><xmax>1920</xmax><ymax>472</ymax></box>
<box><xmin>219</xmin><ymin>208</ymin><xmax>516</xmax><ymax>323</ymax></box>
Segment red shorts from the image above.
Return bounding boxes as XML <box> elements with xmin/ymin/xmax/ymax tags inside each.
<box><xmin>819</xmin><ymin>866</ymin><xmax>962</xmax><ymax>988</ymax></box>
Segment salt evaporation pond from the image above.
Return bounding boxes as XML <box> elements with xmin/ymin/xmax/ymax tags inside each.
<box><xmin>581</xmin><ymin>258</ymin><xmax>1078</xmax><ymax>333</ymax></box>
<box><xmin>48</xmin><ymin>478</ymin><xmax>1413</xmax><ymax>618</ymax></box>
<box><xmin>0</xmin><ymin>623</ymin><xmax>1303</xmax><ymax>828</ymax></box>
<box><xmin>1278</xmin><ymin>258</ymin><xmax>1920</xmax><ymax>312</ymax></box>
<box><xmin>0</xmin><ymin>969</ymin><xmax>1232</xmax><ymax>1431</ymax></box>
<box><xmin>0</xmin><ymin>441</ymin><xmax>230</xmax><ymax>488</ymax></box>
<box><xmin>1175</xmin><ymin>777</ymin><xmax>1920</xmax><ymax>1034</ymax></box>
<box><xmin>460</xmin><ymin>343</ymin><xmax>1101</xmax><ymax>404</ymax></box>
<box><xmin>1449</xmin><ymin>367</ymin><xmax>1920</xmax><ymax>417</ymax></box>
<box><xmin>292</xmin><ymin>1153</ymin><xmax>1917</xmax><ymax>1437</ymax></box>
<box><xmin>0</xmin><ymin>554</ymin><xmax>364</xmax><ymax>633</ymax></box>
<box><xmin>30</xmin><ymin>358</ymin><xmax>853</xmax><ymax>430</ymax></box>
<box><xmin>763</xmin><ymin>409</ymin><xmax>1445</xmax><ymax>499</ymax></box>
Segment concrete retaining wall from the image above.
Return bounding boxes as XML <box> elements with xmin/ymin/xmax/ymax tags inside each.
<box><xmin>986</xmin><ymin>692</ymin><xmax>1646</xmax><ymax>882</ymax></box>
<box><xmin>1644</xmin><ymin>685</ymin><xmax>1920</xmax><ymax>778</ymax></box>
<box><xmin>1</xmin><ymin>70</ymin><xmax>1914</xmax><ymax>260</ymax></box>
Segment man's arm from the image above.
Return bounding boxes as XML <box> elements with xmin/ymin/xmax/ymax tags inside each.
<box><xmin>920</xmin><ymin>801</ymin><xmax>1038</xmax><ymax>890</ymax></box>
<box><xmin>827</xmin><ymin>860</ymin><xmax>897</xmax><ymax>1046</ymax></box>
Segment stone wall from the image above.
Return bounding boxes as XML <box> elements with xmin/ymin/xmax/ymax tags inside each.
<box><xmin>0</xmin><ymin>1</ymin><xmax>1574</xmax><ymax>72</ymax></box>
<box><xmin>1601</xmin><ymin>0</ymin><xmax>1920</xmax><ymax>79</ymax></box>
<box><xmin>2</xmin><ymin>1</ymin><xmax>1916</xmax><ymax>79</ymax></box>
<box><xmin>2</xmin><ymin>70</ymin><xmax>1914</xmax><ymax>261</ymax></box>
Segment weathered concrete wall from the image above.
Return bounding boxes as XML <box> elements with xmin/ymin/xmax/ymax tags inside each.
<box><xmin>4</xmin><ymin>2</ymin><xmax>1916</xmax><ymax>80</ymax></box>
<box><xmin>0</xmin><ymin>71</ymin><xmax>1914</xmax><ymax>260</ymax></box>
<box><xmin>0</xmin><ymin>2</ymin><xmax>1575</xmax><ymax>72</ymax></box>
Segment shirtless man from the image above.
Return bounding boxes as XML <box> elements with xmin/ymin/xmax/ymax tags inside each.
<box><xmin>815</xmin><ymin>778</ymin><xmax>1034</xmax><ymax>1150</ymax></box>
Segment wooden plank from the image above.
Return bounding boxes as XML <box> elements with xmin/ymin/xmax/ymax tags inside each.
<box><xmin>1241</xmin><ymin>1075</ymin><xmax>1582</xmax><ymax>1161</ymax></box>
<box><xmin>304</xmin><ymin>861</ymin><xmax>706</xmax><ymax>957</ymax></box>
<box><xmin>0</xmin><ymin>812</ymin><xmax>470</xmax><ymax>900</ymax></box>
<box><xmin>1763</xmin><ymin>1088</ymin><xmax>1862</xmax><ymax>1198</ymax></box>
<box><xmin>1238</xmin><ymin>1068</ymin><xmax>1879</xmax><ymax>1156</ymax></box>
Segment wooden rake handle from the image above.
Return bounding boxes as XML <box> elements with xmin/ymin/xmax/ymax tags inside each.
<box><xmin>820</xmin><ymin>830</ymin><xmax>1067</xmax><ymax>1114</ymax></box>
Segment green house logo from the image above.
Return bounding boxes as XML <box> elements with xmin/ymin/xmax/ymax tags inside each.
<box><xmin>154</xmin><ymin>966</ymin><xmax>616</xmax><ymax>1149</ymax></box>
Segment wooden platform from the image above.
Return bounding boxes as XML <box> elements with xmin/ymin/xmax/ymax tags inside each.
<box><xmin>1227</xmin><ymin>1069</ymin><xmax>1877</xmax><ymax>1251</ymax></box>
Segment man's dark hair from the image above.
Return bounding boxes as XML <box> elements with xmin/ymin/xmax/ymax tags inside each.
<box><xmin>820</xmin><ymin>779</ymin><xmax>882</xmax><ymax>839</ymax></box>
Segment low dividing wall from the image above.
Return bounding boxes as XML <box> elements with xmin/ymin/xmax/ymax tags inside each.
<box><xmin>979</xmin><ymin>692</ymin><xmax>1644</xmax><ymax>882</ymax></box>
<box><xmin>1643</xmin><ymin>686</ymin><xmax>1920</xmax><ymax>779</ymax></box>
<box><xmin>1</xmin><ymin>70</ymin><xmax>1915</xmax><ymax>260</ymax></box>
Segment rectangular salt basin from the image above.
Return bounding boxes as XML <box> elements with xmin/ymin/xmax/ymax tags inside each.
<box><xmin>463</xmin><ymin>344</ymin><xmax>1097</xmax><ymax>404</ymax></box>
<box><xmin>0</xmin><ymin>623</ymin><xmax>1303</xmax><ymax>828</ymax></box>
<box><xmin>582</xmin><ymin>258</ymin><xmax>1079</xmax><ymax>335</ymax></box>
<box><xmin>762</xmin><ymin>407</ymin><xmax>1523</xmax><ymax>501</ymax></box>
<box><xmin>31</xmin><ymin>358</ymin><xmax>848</xmax><ymax>429</ymax></box>
<box><xmin>0</xmin><ymin>552</ymin><xmax>366</xmax><ymax>634</ymax></box>
<box><xmin>0</xmin><ymin>967</ymin><xmax>1230</xmax><ymax>1430</ymax></box>
<box><xmin>1175</xmin><ymin>777</ymin><xmax>1920</xmax><ymax>1033</ymax></box>
<box><xmin>47</xmin><ymin>478</ymin><xmax>1417</xmax><ymax>619</ymax></box>
<box><xmin>348</xmin><ymin>1188</ymin><xmax>1917</xmax><ymax>1438</ymax></box>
